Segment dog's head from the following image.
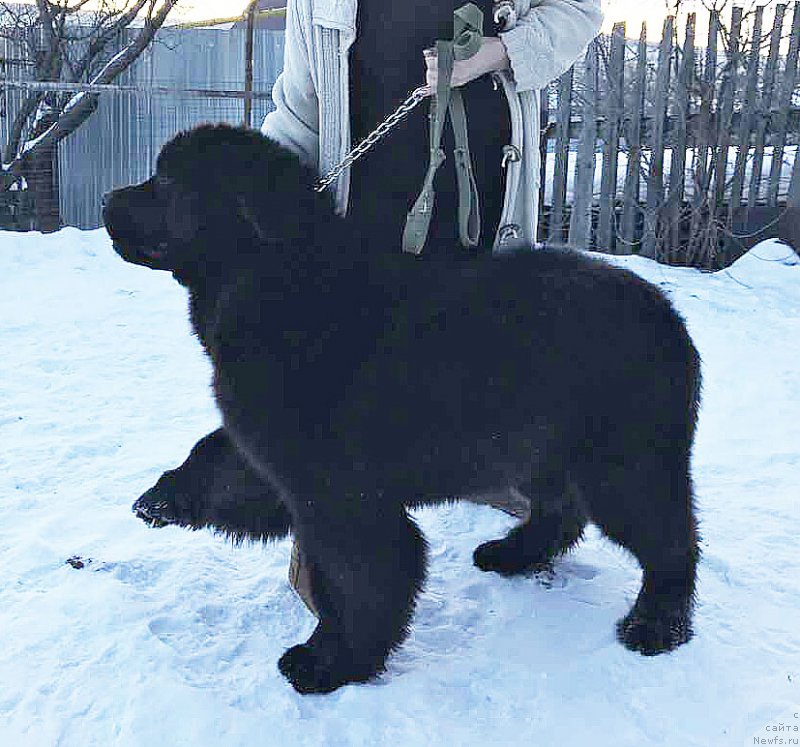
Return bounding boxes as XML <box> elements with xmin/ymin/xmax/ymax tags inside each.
<box><xmin>103</xmin><ymin>124</ymin><xmax>321</xmax><ymax>275</ymax></box>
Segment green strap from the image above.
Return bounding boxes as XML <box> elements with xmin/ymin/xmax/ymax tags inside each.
<box><xmin>450</xmin><ymin>90</ymin><xmax>481</xmax><ymax>247</ymax></box>
<box><xmin>402</xmin><ymin>40</ymin><xmax>452</xmax><ymax>255</ymax></box>
<box><xmin>452</xmin><ymin>3</ymin><xmax>484</xmax><ymax>60</ymax></box>
<box><xmin>402</xmin><ymin>3</ymin><xmax>483</xmax><ymax>255</ymax></box>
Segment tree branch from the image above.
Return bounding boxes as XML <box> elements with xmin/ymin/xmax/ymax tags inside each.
<box><xmin>2</xmin><ymin>0</ymin><xmax>180</xmax><ymax>177</ymax></box>
<box><xmin>70</xmin><ymin>0</ymin><xmax>150</xmax><ymax>83</ymax></box>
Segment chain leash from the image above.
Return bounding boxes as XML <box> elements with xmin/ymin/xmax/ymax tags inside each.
<box><xmin>313</xmin><ymin>85</ymin><xmax>430</xmax><ymax>193</ymax></box>
<box><xmin>312</xmin><ymin>1</ymin><xmax>516</xmax><ymax>195</ymax></box>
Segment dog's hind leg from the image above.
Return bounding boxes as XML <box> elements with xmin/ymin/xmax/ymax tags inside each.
<box><xmin>576</xmin><ymin>452</ymin><xmax>699</xmax><ymax>655</ymax></box>
<box><xmin>473</xmin><ymin>470</ymin><xmax>587</xmax><ymax>576</ymax></box>
<box><xmin>278</xmin><ymin>495</ymin><xmax>427</xmax><ymax>694</ymax></box>
<box><xmin>133</xmin><ymin>428</ymin><xmax>291</xmax><ymax>541</ymax></box>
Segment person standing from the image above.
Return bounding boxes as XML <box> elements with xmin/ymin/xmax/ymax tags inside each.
<box><xmin>262</xmin><ymin>0</ymin><xmax>603</xmax><ymax>251</ymax></box>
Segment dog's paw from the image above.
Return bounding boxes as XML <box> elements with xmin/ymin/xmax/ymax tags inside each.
<box><xmin>616</xmin><ymin>606</ymin><xmax>693</xmax><ymax>655</ymax></box>
<box><xmin>131</xmin><ymin>471</ymin><xmax>196</xmax><ymax>528</ymax></box>
<box><xmin>472</xmin><ymin>539</ymin><xmax>551</xmax><ymax>577</ymax></box>
<box><xmin>132</xmin><ymin>491</ymin><xmax>177</xmax><ymax>528</ymax></box>
<box><xmin>278</xmin><ymin>644</ymin><xmax>348</xmax><ymax>694</ymax></box>
<box><xmin>278</xmin><ymin>637</ymin><xmax>379</xmax><ymax>695</ymax></box>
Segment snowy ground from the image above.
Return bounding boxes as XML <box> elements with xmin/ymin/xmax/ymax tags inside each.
<box><xmin>1</xmin><ymin>228</ymin><xmax>798</xmax><ymax>746</ymax></box>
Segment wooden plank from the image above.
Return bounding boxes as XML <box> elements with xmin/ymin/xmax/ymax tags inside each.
<box><xmin>243</xmin><ymin>0</ymin><xmax>257</xmax><ymax>126</ymax></box>
<box><xmin>788</xmin><ymin>146</ymin><xmax>800</xmax><ymax>205</ymax></box>
<box><xmin>598</xmin><ymin>22</ymin><xmax>625</xmax><ymax>252</ymax></box>
<box><xmin>748</xmin><ymin>3</ymin><xmax>786</xmax><ymax>207</ymax></box>
<box><xmin>568</xmin><ymin>39</ymin><xmax>598</xmax><ymax>249</ymax></box>
<box><xmin>686</xmin><ymin>9</ymin><xmax>722</xmax><ymax>266</ymax></box>
<box><xmin>712</xmin><ymin>6</ymin><xmax>742</xmax><ymax>207</ymax></box>
<box><xmin>620</xmin><ymin>23</ymin><xmax>647</xmax><ymax>250</ymax></box>
<box><xmin>730</xmin><ymin>5</ymin><xmax>764</xmax><ymax>211</ymax></box>
<box><xmin>668</xmin><ymin>13</ymin><xmax>696</xmax><ymax>252</ymax></box>
<box><xmin>694</xmin><ymin>10</ymin><xmax>719</xmax><ymax>209</ymax></box>
<box><xmin>539</xmin><ymin>86</ymin><xmax>549</xmax><ymax>240</ymax></box>
<box><xmin>641</xmin><ymin>16</ymin><xmax>673</xmax><ymax>260</ymax></box>
<box><xmin>548</xmin><ymin>67</ymin><xmax>573</xmax><ymax>243</ymax></box>
<box><xmin>767</xmin><ymin>1</ymin><xmax>800</xmax><ymax>205</ymax></box>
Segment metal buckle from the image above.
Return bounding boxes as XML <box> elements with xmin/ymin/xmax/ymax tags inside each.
<box><xmin>498</xmin><ymin>223</ymin><xmax>521</xmax><ymax>244</ymax></box>
<box><xmin>501</xmin><ymin>144</ymin><xmax>521</xmax><ymax>169</ymax></box>
<box><xmin>493</xmin><ymin>0</ymin><xmax>517</xmax><ymax>31</ymax></box>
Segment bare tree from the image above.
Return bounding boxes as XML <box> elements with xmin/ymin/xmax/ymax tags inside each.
<box><xmin>0</xmin><ymin>0</ymin><xmax>180</xmax><ymax>231</ymax></box>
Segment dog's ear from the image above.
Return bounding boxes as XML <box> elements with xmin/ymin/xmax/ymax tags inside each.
<box><xmin>236</xmin><ymin>195</ymin><xmax>268</xmax><ymax>242</ymax></box>
<box><xmin>235</xmin><ymin>190</ymin><xmax>304</xmax><ymax>244</ymax></box>
<box><xmin>234</xmin><ymin>161</ymin><xmax>307</xmax><ymax>244</ymax></box>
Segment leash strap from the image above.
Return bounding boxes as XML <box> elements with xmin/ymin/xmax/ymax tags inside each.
<box><xmin>402</xmin><ymin>3</ymin><xmax>483</xmax><ymax>255</ymax></box>
<box><xmin>450</xmin><ymin>90</ymin><xmax>481</xmax><ymax>248</ymax></box>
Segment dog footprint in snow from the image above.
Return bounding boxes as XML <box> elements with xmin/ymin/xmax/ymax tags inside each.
<box><xmin>148</xmin><ymin>615</ymin><xmax>186</xmax><ymax>649</ymax></box>
<box><xmin>557</xmin><ymin>560</ymin><xmax>600</xmax><ymax>581</ymax></box>
<box><xmin>531</xmin><ymin>559</ymin><xmax>601</xmax><ymax>588</ymax></box>
<box><xmin>146</xmin><ymin>610</ymin><xmax>249</xmax><ymax>691</ymax></box>
<box><xmin>149</xmin><ymin>605</ymin><xmax>230</xmax><ymax>645</ymax></box>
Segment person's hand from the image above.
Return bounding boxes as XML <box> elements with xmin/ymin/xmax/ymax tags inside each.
<box><xmin>423</xmin><ymin>36</ymin><xmax>510</xmax><ymax>95</ymax></box>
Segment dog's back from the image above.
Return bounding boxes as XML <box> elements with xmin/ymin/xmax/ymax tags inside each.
<box><xmin>209</xmin><ymin>243</ymin><xmax>698</xmax><ymax>505</ymax></box>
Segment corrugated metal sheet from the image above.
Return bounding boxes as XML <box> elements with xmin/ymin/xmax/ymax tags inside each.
<box><xmin>57</xmin><ymin>27</ymin><xmax>284</xmax><ymax>228</ymax></box>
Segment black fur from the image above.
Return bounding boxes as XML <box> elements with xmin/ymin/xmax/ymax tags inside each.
<box><xmin>132</xmin><ymin>428</ymin><xmax>292</xmax><ymax>543</ymax></box>
<box><xmin>104</xmin><ymin>124</ymin><xmax>702</xmax><ymax>694</ymax></box>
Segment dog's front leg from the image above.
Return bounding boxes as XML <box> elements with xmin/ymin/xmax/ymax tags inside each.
<box><xmin>277</xmin><ymin>490</ymin><xmax>428</xmax><ymax>694</ymax></box>
<box><xmin>133</xmin><ymin>427</ymin><xmax>291</xmax><ymax>541</ymax></box>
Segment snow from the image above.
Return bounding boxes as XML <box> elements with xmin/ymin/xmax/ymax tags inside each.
<box><xmin>541</xmin><ymin>145</ymin><xmax>799</xmax><ymax>204</ymax></box>
<box><xmin>1</xmin><ymin>228</ymin><xmax>799</xmax><ymax>746</ymax></box>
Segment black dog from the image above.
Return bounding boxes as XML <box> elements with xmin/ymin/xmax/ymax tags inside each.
<box><xmin>103</xmin><ymin>124</ymin><xmax>701</xmax><ymax>694</ymax></box>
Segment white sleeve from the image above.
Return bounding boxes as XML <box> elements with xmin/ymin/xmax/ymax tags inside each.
<box><xmin>499</xmin><ymin>0</ymin><xmax>604</xmax><ymax>92</ymax></box>
<box><xmin>260</xmin><ymin>0</ymin><xmax>320</xmax><ymax>169</ymax></box>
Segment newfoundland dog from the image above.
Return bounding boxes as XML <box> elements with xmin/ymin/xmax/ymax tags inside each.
<box><xmin>103</xmin><ymin>124</ymin><xmax>701</xmax><ymax>694</ymax></box>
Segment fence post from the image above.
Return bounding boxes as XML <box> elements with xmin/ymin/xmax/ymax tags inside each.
<box><xmin>243</xmin><ymin>0</ymin><xmax>257</xmax><ymax>127</ymax></box>
<box><xmin>641</xmin><ymin>16</ymin><xmax>674</xmax><ymax>260</ymax></box>
<box><xmin>668</xmin><ymin>13</ymin><xmax>696</xmax><ymax>253</ymax></box>
<box><xmin>620</xmin><ymin>23</ymin><xmax>647</xmax><ymax>251</ymax></box>
<box><xmin>730</xmin><ymin>5</ymin><xmax>763</xmax><ymax>212</ymax></box>
<box><xmin>789</xmin><ymin>148</ymin><xmax>800</xmax><ymax>205</ymax></box>
<box><xmin>693</xmin><ymin>10</ymin><xmax>719</xmax><ymax>208</ymax></box>
<box><xmin>539</xmin><ymin>86</ymin><xmax>549</xmax><ymax>238</ymax></box>
<box><xmin>748</xmin><ymin>3</ymin><xmax>786</xmax><ymax>207</ymax></box>
<box><xmin>598</xmin><ymin>22</ymin><xmax>625</xmax><ymax>252</ymax></box>
<box><xmin>713</xmin><ymin>6</ymin><xmax>742</xmax><ymax>208</ymax></box>
<box><xmin>767</xmin><ymin>2</ymin><xmax>800</xmax><ymax>205</ymax></box>
<box><xmin>549</xmin><ymin>68</ymin><xmax>573</xmax><ymax>243</ymax></box>
<box><xmin>568</xmin><ymin>39</ymin><xmax>599</xmax><ymax>249</ymax></box>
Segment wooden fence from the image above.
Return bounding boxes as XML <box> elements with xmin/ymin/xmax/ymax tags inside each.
<box><xmin>540</xmin><ymin>4</ymin><xmax>800</xmax><ymax>265</ymax></box>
